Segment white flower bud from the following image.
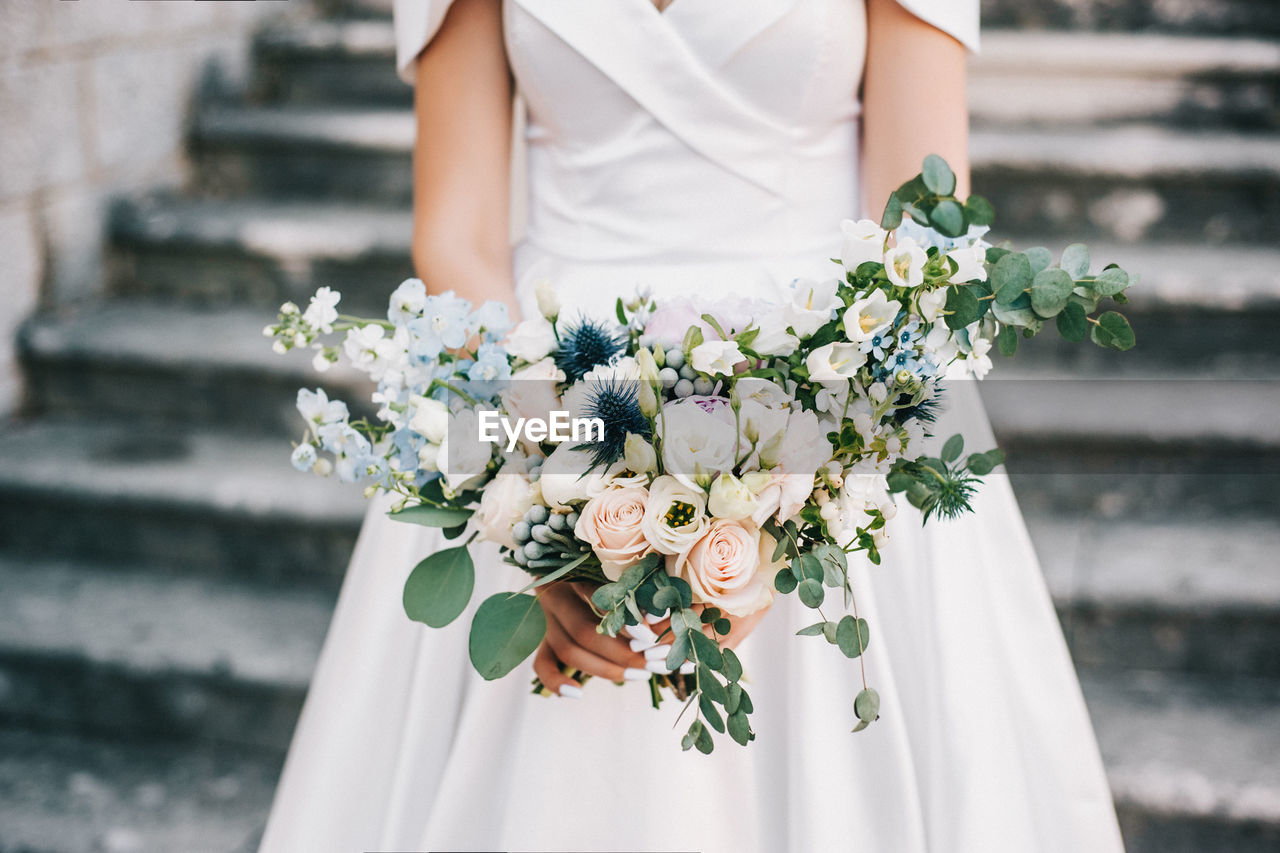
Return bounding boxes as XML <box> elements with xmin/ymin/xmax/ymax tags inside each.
<box><xmin>534</xmin><ymin>279</ymin><xmax>560</xmax><ymax>319</ymax></box>
<box><xmin>312</xmin><ymin>351</ymin><xmax>332</xmax><ymax>372</ymax></box>
<box><xmin>280</xmin><ymin>302</ymin><xmax>299</xmax><ymax>315</ymax></box>
<box><xmin>313</xmin><ymin>457</ymin><xmax>333</xmax><ymax>476</ymax></box>
<box><xmin>820</xmin><ymin>502</ymin><xmax>839</xmax><ymax>521</ymax></box>
<box><xmin>623</xmin><ymin>433</ymin><xmax>657</xmax><ymax>473</ymax></box>
<box><xmin>272</xmin><ymin>340</ymin><xmax>287</xmax><ymax>355</ymax></box>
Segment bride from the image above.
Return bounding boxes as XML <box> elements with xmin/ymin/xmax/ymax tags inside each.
<box><xmin>259</xmin><ymin>0</ymin><xmax>1125</xmax><ymax>850</ymax></box>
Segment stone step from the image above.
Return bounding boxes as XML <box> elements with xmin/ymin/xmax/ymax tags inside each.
<box><xmin>0</xmin><ymin>558</ymin><xmax>330</xmax><ymax>752</ymax></box>
<box><xmin>253</xmin><ymin>19</ymin><xmax>407</xmax><ymax>106</ymax></box>
<box><xmin>980</xmin><ymin>0</ymin><xmax>1280</xmax><ymax>37</ymax></box>
<box><xmin>109</xmin><ymin>195</ymin><xmax>413</xmax><ymax>311</ymax></box>
<box><xmin>0</xmin><ymin>419</ymin><xmax>363</xmax><ymax>583</ymax></box>
<box><xmin>969</xmin><ymin>125</ymin><xmax>1280</xmax><ymax>243</ymax></box>
<box><xmin>1036</xmin><ymin>516</ymin><xmax>1280</xmax><ymax>678</ymax></box>
<box><xmin>185</xmin><ymin>104</ymin><xmax>1280</xmax><ymax>242</ymax></box>
<box><xmin>1082</xmin><ymin>671</ymin><xmax>1280</xmax><ymax>853</ymax></box>
<box><xmin>253</xmin><ymin>20</ymin><xmax>1280</xmax><ymax>131</ymax></box>
<box><xmin>971</xmin><ymin>32</ymin><xmax>1280</xmax><ymax>130</ymax></box>
<box><xmin>19</xmin><ymin>301</ymin><xmax>373</xmax><ymax>435</ymax></box>
<box><xmin>0</xmin><ymin>728</ymin><xmax>278</xmax><ymax>853</ymax></box>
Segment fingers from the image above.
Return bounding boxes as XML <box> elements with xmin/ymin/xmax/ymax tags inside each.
<box><xmin>532</xmin><ymin>641</ymin><xmax>581</xmax><ymax>698</ymax></box>
<box><xmin>544</xmin><ymin>615</ymin><xmax>643</xmax><ymax>682</ymax></box>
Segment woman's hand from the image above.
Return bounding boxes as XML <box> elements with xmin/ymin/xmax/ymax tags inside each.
<box><xmin>533</xmin><ymin>580</ymin><xmax>771</xmax><ymax>697</ymax></box>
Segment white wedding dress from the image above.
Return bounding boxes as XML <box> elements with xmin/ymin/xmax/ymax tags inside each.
<box><xmin>259</xmin><ymin>1</ymin><xmax>1125</xmax><ymax>850</ymax></box>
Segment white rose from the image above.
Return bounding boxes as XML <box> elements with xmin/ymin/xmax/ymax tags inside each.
<box><xmin>668</xmin><ymin>520</ymin><xmax>781</xmax><ymax>616</ymax></box>
<box><xmin>534</xmin><ymin>279</ymin><xmax>560</xmax><ymax>319</ymax></box>
<box><xmin>409</xmin><ymin>395</ymin><xmax>450</xmax><ymax>444</ymax></box>
<box><xmin>539</xmin><ymin>442</ymin><xmax>619</xmax><ymax>508</ymax></box>
<box><xmin>947</xmin><ymin>244</ymin><xmax>988</xmax><ymax>283</ymax></box>
<box><xmin>575</xmin><ymin>486</ymin><xmax>653</xmax><ymax>580</ymax></box>
<box><xmin>658</xmin><ymin>399</ymin><xmax>739</xmax><ymax>491</ymax></box>
<box><xmin>642</xmin><ymin>474</ymin><xmax>709</xmax><ymax>555</ymax></box>
<box><xmin>843</xmin><ymin>289</ymin><xmax>902</xmax><ymax>343</ymax></box>
<box><xmin>805</xmin><ymin>342</ymin><xmax>867</xmax><ymax>382</ymax></box>
<box><xmin>690</xmin><ymin>340</ymin><xmax>746</xmax><ymax>377</ymax></box>
<box><xmin>473</xmin><ymin>465</ymin><xmax>537</xmax><ymax>549</ymax></box>
<box><xmin>840</xmin><ymin>219</ymin><xmax>887</xmax><ymax>275</ymax></box>
<box><xmin>708</xmin><ymin>472</ymin><xmax>756</xmax><ymax>520</ymax></box>
<box><xmin>784</xmin><ymin>277</ymin><xmax>842</xmax><ymax>338</ymax></box>
<box><xmin>884</xmin><ymin>237</ymin><xmax>928</xmax><ymax>289</ymax></box>
<box><xmin>505</xmin><ymin>316</ymin><xmax>557</xmax><ymax>363</ymax></box>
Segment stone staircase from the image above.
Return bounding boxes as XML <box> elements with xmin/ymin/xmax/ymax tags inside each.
<box><xmin>1</xmin><ymin>0</ymin><xmax>1278</xmax><ymax>850</ymax></box>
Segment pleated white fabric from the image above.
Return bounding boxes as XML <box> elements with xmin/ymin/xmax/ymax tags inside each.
<box><xmin>260</xmin><ymin>1</ymin><xmax>1124</xmax><ymax>850</ymax></box>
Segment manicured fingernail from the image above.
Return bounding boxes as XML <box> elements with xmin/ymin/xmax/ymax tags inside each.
<box><xmin>645</xmin><ymin>659</ymin><xmax>673</xmax><ymax>674</ymax></box>
<box><xmin>558</xmin><ymin>684</ymin><xmax>583</xmax><ymax>699</ymax></box>
<box><xmin>643</xmin><ymin>645</ymin><xmax>669</xmax><ymax>661</ymax></box>
<box><xmin>626</xmin><ymin>624</ymin><xmax>657</xmax><ymax>644</ymax></box>
<box><xmin>644</xmin><ymin>611</ymin><xmax>667</xmax><ymax>624</ymax></box>
<box><xmin>630</xmin><ymin>637</ymin><xmax>657</xmax><ymax>653</ymax></box>
<box><xmin>623</xmin><ymin>668</ymin><xmax>649</xmax><ymax>681</ymax></box>
<box><xmin>679</xmin><ymin>661</ymin><xmax>695</xmax><ymax>674</ymax></box>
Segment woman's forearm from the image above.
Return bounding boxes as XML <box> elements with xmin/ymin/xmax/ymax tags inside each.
<box><xmin>861</xmin><ymin>0</ymin><xmax>971</xmax><ymax>217</ymax></box>
<box><xmin>410</xmin><ymin>0</ymin><xmax>518</xmax><ymax>315</ymax></box>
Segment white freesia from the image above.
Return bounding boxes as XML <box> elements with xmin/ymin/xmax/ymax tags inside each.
<box><xmin>805</xmin><ymin>342</ymin><xmax>866</xmax><ymax>381</ymax></box>
<box><xmin>783</xmin><ymin>278</ymin><xmax>842</xmax><ymax>338</ymax></box>
<box><xmin>691</xmin><ymin>340</ymin><xmax>746</xmax><ymax>376</ymax></box>
<box><xmin>505</xmin><ymin>316</ymin><xmax>557</xmax><ymax>363</ymax></box>
<box><xmin>843</xmin><ymin>289</ymin><xmax>902</xmax><ymax>343</ymax></box>
<box><xmin>917</xmin><ymin>288</ymin><xmax>947</xmax><ymax>323</ymax></box>
<box><xmin>473</xmin><ymin>464</ymin><xmax>537</xmax><ymax>549</ymax></box>
<box><xmin>883</xmin><ymin>237</ymin><xmax>928</xmax><ymax>289</ymax></box>
<box><xmin>947</xmin><ymin>244</ymin><xmax>988</xmax><ymax>283</ymax></box>
<box><xmin>708</xmin><ymin>472</ymin><xmax>757</xmax><ymax>520</ymax></box>
<box><xmin>658</xmin><ymin>399</ymin><xmax>739</xmax><ymax>490</ymax></box>
<box><xmin>534</xmin><ymin>279</ymin><xmax>560</xmax><ymax>319</ymax></box>
<box><xmin>642</xmin><ymin>475</ymin><xmax>709</xmax><ymax>555</ymax></box>
<box><xmin>840</xmin><ymin>219</ymin><xmax>887</xmax><ymax>274</ymax></box>
<box><xmin>408</xmin><ymin>395</ymin><xmax>449</xmax><ymax>444</ymax></box>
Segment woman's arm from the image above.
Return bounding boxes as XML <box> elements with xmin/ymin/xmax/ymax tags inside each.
<box><xmin>411</xmin><ymin>0</ymin><xmax>519</xmax><ymax>315</ymax></box>
<box><xmin>861</xmin><ymin>0</ymin><xmax>971</xmax><ymax>215</ymax></box>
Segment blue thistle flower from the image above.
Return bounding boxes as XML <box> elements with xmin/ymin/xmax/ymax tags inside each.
<box><xmin>575</xmin><ymin>379</ymin><xmax>652</xmax><ymax>471</ymax></box>
<box><xmin>894</xmin><ymin>388</ymin><xmax>944</xmax><ymax>426</ymax></box>
<box><xmin>555</xmin><ymin>317</ymin><xmax>625</xmax><ymax>383</ymax></box>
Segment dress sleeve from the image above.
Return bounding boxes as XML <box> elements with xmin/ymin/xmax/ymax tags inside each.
<box><xmin>892</xmin><ymin>0</ymin><xmax>980</xmax><ymax>52</ymax></box>
<box><xmin>394</xmin><ymin>0</ymin><xmax>458</xmax><ymax>83</ymax></box>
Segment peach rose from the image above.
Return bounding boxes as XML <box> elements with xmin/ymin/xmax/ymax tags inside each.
<box><xmin>575</xmin><ymin>485</ymin><xmax>652</xmax><ymax>581</ymax></box>
<box><xmin>668</xmin><ymin>519</ymin><xmax>782</xmax><ymax>617</ymax></box>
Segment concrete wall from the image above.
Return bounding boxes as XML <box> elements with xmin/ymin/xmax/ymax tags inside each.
<box><xmin>0</xmin><ymin>0</ymin><xmax>306</xmax><ymax>414</ymax></box>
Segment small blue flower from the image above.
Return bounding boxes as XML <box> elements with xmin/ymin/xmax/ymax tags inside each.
<box><xmin>860</xmin><ymin>330</ymin><xmax>893</xmax><ymax>361</ymax></box>
<box><xmin>467</xmin><ymin>342</ymin><xmax>512</xmax><ymax>383</ymax></box>
<box><xmin>407</xmin><ymin>292</ymin><xmax>474</xmax><ymax>362</ymax></box>
<box><xmin>472</xmin><ymin>301</ymin><xmax>512</xmax><ymax>342</ymax></box>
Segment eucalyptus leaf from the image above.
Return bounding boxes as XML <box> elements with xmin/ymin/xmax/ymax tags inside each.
<box><xmin>944</xmin><ymin>285</ymin><xmax>979</xmax><ymax>330</ymax></box>
<box><xmin>1095</xmin><ymin>267</ymin><xmax>1130</xmax><ymax>296</ymax></box>
<box><xmin>964</xmin><ymin>194</ymin><xmax>994</xmax><ymax>226</ymax></box>
<box><xmin>1061</xmin><ymin>243</ymin><xmax>1090</xmax><ymax>279</ymax></box>
<box><xmin>727</xmin><ymin>710</ymin><xmax>753</xmax><ymax>746</ymax></box>
<box><xmin>403</xmin><ymin>546</ymin><xmax>475</xmax><ymax>628</ymax></box>
<box><xmin>990</xmin><ymin>296</ymin><xmax>1037</xmax><ymax>327</ymax></box>
<box><xmin>929</xmin><ymin>199</ymin><xmax>965</xmax><ymax>238</ymax></box>
<box><xmin>1091</xmin><ymin>311</ymin><xmax>1136</xmax><ymax>351</ymax></box>
<box><xmin>699</xmin><ymin>694</ymin><xmax>726</xmax><ymax>733</ymax></box>
<box><xmin>797</xmin><ymin>622</ymin><xmax>827</xmax><ymax>637</ymax></box>
<box><xmin>389</xmin><ymin>504</ymin><xmax>474</xmax><ymax>529</ymax></box>
<box><xmin>854</xmin><ymin>687</ymin><xmax>881</xmax><ymax>723</ymax></box>
<box><xmin>1030</xmin><ymin>268</ymin><xmax>1074</xmax><ymax>318</ymax></box>
<box><xmin>836</xmin><ymin>616</ymin><xmax>871</xmax><ymax>659</ymax></box>
<box><xmin>991</xmin><ymin>252</ymin><xmax>1032</xmax><ymax>305</ymax></box>
<box><xmin>722</xmin><ymin>648</ymin><xmax>743</xmax><ymax>682</ymax></box>
<box><xmin>1025</xmin><ymin>247</ymin><xmax>1052</xmax><ymax>275</ymax></box>
<box><xmin>774</xmin><ymin>569</ymin><xmax>798</xmax><ymax>594</ymax></box>
<box><xmin>1056</xmin><ymin>302</ymin><xmax>1088</xmax><ymax>341</ymax></box>
<box><xmin>921</xmin><ymin>154</ymin><xmax>957</xmax><ymax>196</ymax></box>
<box><xmin>798</xmin><ymin>577</ymin><xmax>825</xmax><ymax>608</ymax></box>
<box><xmin>941</xmin><ymin>433</ymin><xmax>964</xmax><ymax>463</ymax></box>
<box><xmin>996</xmin><ymin>324</ymin><xmax>1018</xmax><ymax>356</ymax></box>
<box><xmin>691</xmin><ymin>630</ymin><xmax>724</xmax><ymax>671</ymax></box>
<box><xmin>468</xmin><ymin>593</ymin><xmax>547</xmax><ymax>680</ymax></box>
<box><xmin>880</xmin><ymin>193</ymin><xmax>904</xmax><ymax>230</ymax></box>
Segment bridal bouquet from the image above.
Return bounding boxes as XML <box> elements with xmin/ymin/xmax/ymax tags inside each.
<box><xmin>267</xmin><ymin>156</ymin><xmax>1136</xmax><ymax>752</ymax></box>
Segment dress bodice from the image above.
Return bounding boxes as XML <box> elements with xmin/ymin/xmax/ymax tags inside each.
<box><xmin>395</xmin><ymin>0</ymin><xmax>978</xmax><ymax>270</ymax></box>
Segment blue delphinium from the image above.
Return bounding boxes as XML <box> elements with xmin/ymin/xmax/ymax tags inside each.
<box><xmin>468</xmin><ymin>342</ymin><xmax>513</xmax><ymax>384</ymax></box>
<box><xmin>407</xmin><ymin>292</ymin><xmax>473</xmax><ymax>363</ymax></box>
<box><xmin>472</xmin><ymin>302</ymin><xmax>512</xmax><ymax>342</ymax></box>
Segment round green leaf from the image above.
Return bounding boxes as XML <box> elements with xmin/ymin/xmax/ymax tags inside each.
<box><xmin>941</xmin><ymin>433</ymin><xmax>964</xmax><ymax>463</ymax></box>
<box><xmin>389</xmin><ymin>504</ymin><xmax>474</xmax><ymax>529</ymax></box>
<box><xmin>1091</xmin><ymin>311</ymin><xmax>1136</xmax><ymax>351</ymax></box>
<box><xmin>944</xmin><ymin>285</ymin><xmax>979</xmax><ymax>330</ymax></box>
<box><xmin>880</xmin><ymin>193</ymin><xmax>904</xmax><ymax>230</ymax></box>
<box><xmin>963</xmin><ymin>195</ymin><xmax>994</xmax><ymax>226</ymax></box>
<box><xmin>854</xmin><ymin>687</ymin><xmax>881</xmax><ymax>723</ymax></box>
<box><xmin>921</xmin><ymin>154</ymin><xmax>957</xmax><ymax>196</ymax></box>
<box><xmin>990</xmin><ymin>296</ymin><xmax>1037</xmax><ymax>327</ymax></box>
<box><xmin>996</xmin><ymin>324</ymin><xmax>1019</xmax><ymax>356</ymax></box>
<box><xmin>468</xmin><ymin>592</ymin><xmax>547</xmax><ymax>680</ymax></box>
<box><xmin>798</xmin><ymin>577</ymin><xmax>825</xmax><ymax>608</ymax></box>
<box><xmin>1030</xmin><ymin>268</ymin><xmax>1074</xmax><ymax>318</ymax></box>
<box><xmin>1095</xmin><ymin>267</ymin><xmax>1130</xmax><ymax>296</ymax></box>
<box><xmin>929</xmin><ymin>199</ymin><xmax>965</xmax><ymax>238</ymax></box>
<box><xmin>1025</xmin><ymin>247</ymin><xmax>1052</xmax><ymax>275</ymax></box>
<box><xmin>795</xmin><ymin>552</ymin><xmax>824</xmax><ymax>583</ymax></box>
<box><xmin>991</xmin><ymin>252</ymin><xmax>1032</xmax><ymax>305</ymax></box>
<box><xmin>836</xmin><ymin>616</ymin><xmax>870</xmax><ymax>659</ymax></box>
<box><xmin>774</xmin><ymin>570</ymin><xmax>798</xmax><ymax>594</ymax></box>
<box><xmin>1056</xmin><ymin>301</ymin><xmax>1088</xmax><ymax>342</ymax></box>
<box><xmin>1061</xmin><ymin>243</ymin><xmax>1090</xmax><ymax>279</ymax></box>
<box><xmin>403</xmin><ymin>546</ymin><xmax>475</xmax><ymax>628</ymax></box>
